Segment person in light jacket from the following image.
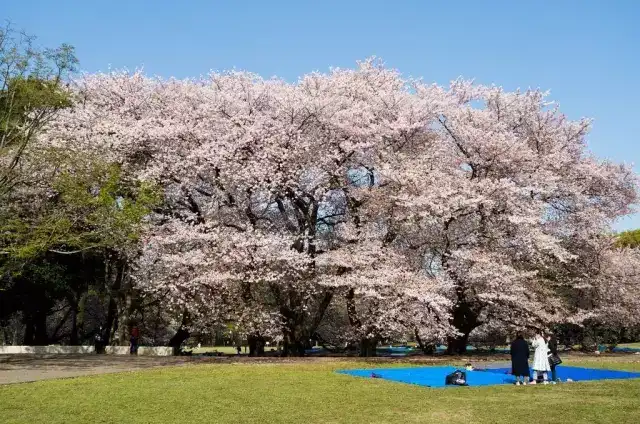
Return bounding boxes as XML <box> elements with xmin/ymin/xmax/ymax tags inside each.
<box><xmin>531</xmin><ymin>333</ymin><xmax>551</xmax><ymax>384</ymax></box>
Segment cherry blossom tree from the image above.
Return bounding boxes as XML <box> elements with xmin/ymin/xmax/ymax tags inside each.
<box><xmin>373</xmin><ymin>81</ymin><xmax>638</xmax><ymax>352</ymax></box>
<box><xmin>41</xmin><ymin>58</ymin><xmax>638</xmax><ymax>355</ymax></box>
<box><xmin>42</xmin><ymin>60</ymin><xmax>453</xmax><ymax>355</ymax></box>
<box><xmin>549</xmin><ymin>236</ymin><xmax>640</xmax><ymax>349</ymax></box>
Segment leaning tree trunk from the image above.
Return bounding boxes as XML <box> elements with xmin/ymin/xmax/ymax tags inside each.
<box><xmin>168</xmin><ymin>310</ymin><xmax>191</xmax><ymax>355</ymax></box>
<box><xmin>414</xmin><ymin>328</ymin><xmax>436</xmax><ymax>354</ymax></box>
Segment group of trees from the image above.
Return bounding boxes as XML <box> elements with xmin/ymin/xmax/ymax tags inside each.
<box><xmin>0</xmin><ymin>25</ymin><xmax>163</xmax><ymax>347</ymax></box>
<box><xmin>2</xmin><ymin>26</ymin><xmax>640</xmax><ymax>355</ymax></box>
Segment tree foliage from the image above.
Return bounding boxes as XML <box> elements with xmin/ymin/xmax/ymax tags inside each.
<box><xmin>616</xmin><ymin>229</ymin><xmax>640</xmax><ymax>248</ymax></box>
<box><xmin>0</xmin><ymin>22</ymin><xmax>77</xmax><ymax>196</ymax></box>
<box><xmin>41</xmin><ymin>60</ymin><xmax>640</xmax><ymax>354</ymax></box>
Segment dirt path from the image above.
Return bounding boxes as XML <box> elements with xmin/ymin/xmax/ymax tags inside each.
<box><xmin>0</xmin><ymin>354</ymin><xmax>214</xmax><ymax>385</ymax></box>
<box><xmin>0</xmin><ymin>354</ymin><xmax>454</xmax><ymax>385</ymax></box>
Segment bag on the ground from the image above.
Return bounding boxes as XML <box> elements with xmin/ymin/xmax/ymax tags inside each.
<box><xmin>445</xmin><ymin>370</ymin><xmax>468</xmax><ymax>386</ymax></box>
<box><xmin>548</xmin><ymin>353</ymin><xmax>562</xmax><ymax>367</ymax></box>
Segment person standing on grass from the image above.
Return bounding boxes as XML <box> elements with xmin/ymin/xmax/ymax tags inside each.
<box><xmin>532</xmin><ymin>332</ymin><xmax>551</xmax><ymax>384</ymax></box>
<box><xmin>130</xmin><ymin>326</ymin><xmax>139</xmax><ymax>355</ymax></box>
<box><xmin>548</xmin><ymin>333</ymin><xmax>560</xmax><ymax>382</ymax></box>
<box><xmin>94</xmin><ymin>327</ymin><xmax>104</xmax><ymax>354</ymax></box>
<box><xmin>510</xmin><ymin>333</ymin><xmax>530</xmax><ymax>385</ymax></box>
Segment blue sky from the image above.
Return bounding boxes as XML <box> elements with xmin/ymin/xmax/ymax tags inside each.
<box><xmin>5</xmin><ymin>0</ymin><xmax>640</xmax><ymax>229</ymax></box>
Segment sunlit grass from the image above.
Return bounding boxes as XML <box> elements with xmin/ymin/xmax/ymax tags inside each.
<box><xmin>1</xmin><ymin>358</ymin><xmax>639</xmax><ymax>424</ymax></box>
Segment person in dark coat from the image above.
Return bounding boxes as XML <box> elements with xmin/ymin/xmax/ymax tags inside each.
<box><xmin>129</xmin><ymin>327</ymin><xmax>139</xmax><ymax>355</ymax></box>
<box><xmin>94</xmin><ymin>326</ymin><xmax>105</xmax><ymax>354</ymax></box>
<box><xmin>510</xmin><ymin>333</ymin><xmax>530</xmax><ymax>385</ymax></box>
<box><xmin>548</xmin><ymin>334</ymin><xmax>560</xmax><ymax>382</ymax></box>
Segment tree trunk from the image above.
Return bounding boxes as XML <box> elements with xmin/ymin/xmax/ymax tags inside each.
<box><xmin>104</xmin><ymin>295</ymin><xmax>118</xmax><ymax>344</ymax></box>
<box><xmin>33</xmin><ymin>310</ymin><xmax>48</xmax><ymax>346</ymax></box>
<box><xmin>248</xmin><ymin>334</ymin><xmax>265</xmax><ymax>357</ymax></box>
<box><xmin>104</xmin><ymin>260</ymin><xmax>124</xmax><ymax>345</ymax></box>
<box><xmin>446</xmin><ymin>333</ymin><xmax>470</xmax><ymax>355</ymax></box>
<box><xmin>69</xmin><ymin>304</ymin><xmax>79</xmax><ymax>345</ymax></box>
<box><xmin>23</xmin><ymin>315</ymin><xmax>34</xmax><ymax>345</ymax></box>
<box><xmin>359</xmin><ymin>337</ymin><xmax>378</xmax><ymax>357</ymax></box>
<box><xmin>116</xmin><ymin>289</ymin><xmax>134</xmax><ymax>346</ymax></box>
<box><xmin>168</xmin><ymin>311</ymin><xmax>190</xmax><ymax>355</ymax></box>
<box><xmin>446</xmin><ymin>296</ymin><xmax>480</xmax><ymax>355</ymax></box>
<box><xmin>414</xmin><ymin>329</ymin><xmax>436</xmax><ymax>354</ymax></box>
<box><xmin>168</xmin><ymin>327</ymin><xmax>190</xmax><ymax>355</ymax></box>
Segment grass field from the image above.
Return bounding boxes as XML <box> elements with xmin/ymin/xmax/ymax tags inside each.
<box><xmin>191</xmin><ymin>345</ymin><xmax>246</xmax><ymax>355</ymax></box>
<box><xmin>1</xmin><ymin>357</ymin><xmax>639</xmax><ymax>424</ymax></box>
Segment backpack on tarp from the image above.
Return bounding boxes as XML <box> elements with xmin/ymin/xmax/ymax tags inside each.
<box><xmin>445</xmin><ymin>369</ymin><xmax>468</xmax><ymax>386</ymax></box>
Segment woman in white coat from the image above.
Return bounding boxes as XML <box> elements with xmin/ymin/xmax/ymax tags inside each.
<box><xmin>531</xmin><ymin>333</ymin><xmax>551</xmax><ymax>384</ymax></box>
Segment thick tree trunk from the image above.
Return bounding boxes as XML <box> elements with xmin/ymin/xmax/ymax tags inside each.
<box><xmin>446</xmin><ymin>294</ymin><xmax>481</xmax><ymax>354</ymax></box>
<box><xmin>359</xmin><ymin>337</ymin><xmax>378</xmax><ymax>357</ymax></box>
<box><xmin>33</xmin><ymin>310</ymin><xmax>48</xmax><ymax>346</ymax></box>
<box><xmin>446</xmin><ymin>333</ymin><xmax>470</xmax><ymax>355</ymax></box>
<box><xmin>414</xmin><ymin>329</ymin><xmax>436</xmax><ymax>354</ymax></box>
<box><xmin>279</xmin><ymin>331</ymin><xmax>311</xmax><ymax>357</ymax></box>
<box><xmin>277</xmin><ymin>288</ymin><xmax>334</xmax><ymax>357</ymax></box>
<box><xmin>168</xmin><ymin>311</ymin><xmax>190</xmax><ymax>355</ymax></box>
<box><xmin>248</xmin><ymin>334</ymin><xmax>265</xmax><ymax>357</ymax></box>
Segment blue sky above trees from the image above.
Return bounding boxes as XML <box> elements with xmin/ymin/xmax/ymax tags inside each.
<box><xmin>6</xmin><ymin>0</ymin><xmax>640</xmax><ymax>229</ymax></box>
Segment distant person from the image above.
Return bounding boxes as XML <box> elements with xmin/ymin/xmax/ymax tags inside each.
<box><xmin>531</xmin><ymin>333</ymin><xmax>551</xmax><ymax>384</ymax></box>
<box><xmin>130</xmin><ymin>327</ymin><xmax>139</xmax><ymax>355</ymax></box>
<box><xmin>94</xmin><ymin>326</ymin><xmax>104</xmax><ymax>354</ymax></box>
<box><xmin>548</xmin><ymin>333</ymin><xmax>561</xmax><ymax>382</ymax></box>
<box><xmin>236</xmin><ymin>345</ymin><xmax>242</xmax><ymax>355</ymax></box>
<box><xmin>510</xmin><ymin>333</ymin><xmax>530</xmax><ymax>385</ymax></box>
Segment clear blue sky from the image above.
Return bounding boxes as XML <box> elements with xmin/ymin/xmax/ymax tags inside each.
<box><xmin>5</xmin><ymin>0</ymin><xmax>640</xmax><ymax>229</ymax></box>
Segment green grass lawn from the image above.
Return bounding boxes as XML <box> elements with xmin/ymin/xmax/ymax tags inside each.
<box><xmin>191</xmin><ymin>345</ymin><xmax>245</xmax><ymax>355</ymax></box>
<box><xmin>1</xmin><ymin>358</ymin><xmax>639</xmax><ymax>424</ymax></box>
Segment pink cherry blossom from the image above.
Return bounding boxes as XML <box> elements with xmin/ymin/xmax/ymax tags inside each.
<box><xmin>40</xmin><ymin>58</ymin><xmax>639</xmax><ymax>353</ymax></box>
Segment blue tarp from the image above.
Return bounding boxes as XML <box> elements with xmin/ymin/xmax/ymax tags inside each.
<box><xmin>338</xmin><ymin>365</ymin><xmax>640</xmax><ymax>388</ymax></box>
<box><xmin>597</xmin><ymin>345</ymin><xmax>640</xmax><ymax>353</ymax></box>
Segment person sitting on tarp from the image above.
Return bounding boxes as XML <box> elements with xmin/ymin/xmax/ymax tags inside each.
<box><xmin>445</xmin><ymin>369</ymin><xmax>468</xmax><ymax>386</ymax></box>
<box><xmin>510</xmin><ymin>332</ymin><xmax>530</xmax><ymax>385</ymax></box>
